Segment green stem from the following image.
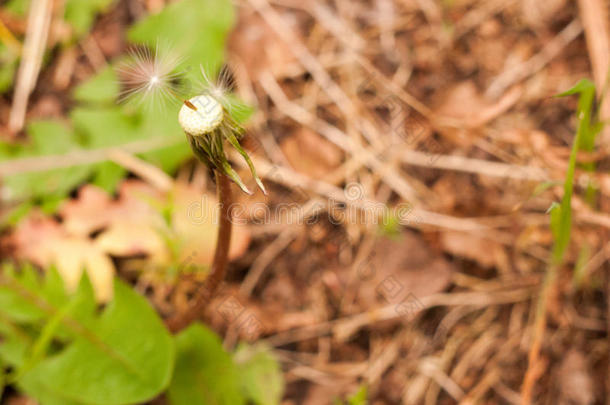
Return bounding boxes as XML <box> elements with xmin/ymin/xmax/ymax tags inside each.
<box><xmin>167</xmin><ymin>171</ymin><xmax>233</xmax><ymax>333</ymax></box>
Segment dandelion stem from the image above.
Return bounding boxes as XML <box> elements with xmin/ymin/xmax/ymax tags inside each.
<box><xmin>167</xmin><ymin>171</ymin><xmax>233</xmax><ymax>333</ymax></box>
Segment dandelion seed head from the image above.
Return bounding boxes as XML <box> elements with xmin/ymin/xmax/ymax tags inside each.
<box><xmin>180</xmin><ymin>64</ymin><xmax>266</xmax><ymax>195</ymax></box>
<box><xmin>179</xmin><ymin>95</ymin><xmax>224</xmax><ymax>136</ymax></box>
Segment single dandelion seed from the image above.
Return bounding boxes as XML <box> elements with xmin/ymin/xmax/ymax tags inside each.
<box><xmin>116</xmin><ymin>43</ymin><xmax>185</xmax><ymax>108</ymax></box>
<box><xmin>193</xmin><ymin>64</ymin><xmax>249</xmax><ymax>117</ymax></box>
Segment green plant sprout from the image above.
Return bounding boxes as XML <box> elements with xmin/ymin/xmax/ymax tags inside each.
<box><xmin>522</xmin><ymin>79</ymin><xmax>605</xmax><ymax>403</ymax></box>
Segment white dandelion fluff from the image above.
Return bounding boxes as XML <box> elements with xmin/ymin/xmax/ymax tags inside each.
<box><xmin>116</xmin><ymin>43</ymin><xmax>184</xmax><ymax>108</ymax></box>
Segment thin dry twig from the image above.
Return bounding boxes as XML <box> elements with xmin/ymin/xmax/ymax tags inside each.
<box><xmin>258</xmin><ymin>69</ymin><xmax>421</xmax><ymax>204</ymax></box>
<box><xmin>486</xmin><ymin>19</ymin><xmax>583</xmax><ymax>99</ymax></box>
<box><xmin>8</xmin><ymin>0</ymin><xmax>53</xmax><ymax>134</ymax></box>
<box><xmin>263</xmin><ymin>288</ymin><xmax>533</xmax><ymax>347</ymax></box>
<box><xmin>239</xmin><ymin>198</ymin><xmax>325</xmax><ymax>296</ymax></box>
<box><xmin>107</xmin><ymin>149</ymin><xmax>174</xmax><ymax>192</ymax></box>
<box><xmin>399</xmin><ymin>149</ymin><xmax>548</xmax><ymax>181</ymax></box>
<box><xmin>0</xmin><ymin>136</ymin><xmax>178</xmax><ymax>177</ymax></box>
<box><xmin>229</xmin><ymin>149</ymin><xmax>487</xmax><ymax>232</ymax></box>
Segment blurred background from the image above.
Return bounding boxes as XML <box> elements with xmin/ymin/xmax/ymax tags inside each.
<box><xmin>0</xmin><ymin>0</ymin><xmax>609</xmax><ymax>403</ymax></box>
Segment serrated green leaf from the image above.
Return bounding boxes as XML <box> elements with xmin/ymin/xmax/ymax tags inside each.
<box><xmin>14</xmin><ymin>299</ymin><xmax>75</xmax><ymax>382</ymax></box>
<box><xmin>20</xmin><ymin>279</ymin><xmax>174</xmax><ymax>405</ymax></box>
<box><xmin>0</xmin><ymin>314</ymin><xmax>32</xmax><ymax>367</ymax></box>
<box><xmin>0</xmin><ymin>267</ymin><xmax>46</xmax><ymax>324</ymax></box>
<box><xmin>168</xmin><ymin>323</ymin><xmax>245</xmax><ymax>405</ymax></box>
<box><xmin>0</xmin><ymin>266</ymin><xmax>174</xmax><ymax>405</ymax></box>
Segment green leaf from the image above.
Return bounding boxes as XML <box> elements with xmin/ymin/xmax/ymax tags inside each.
<box><xmin>0</xmin><ymin>201</ymin><xmax>34</xmax><ymax>228</ymax></box>
<box><xmin>0</xmin><ymin>121</ymin><xmax>93</xmax><ymax>202</ymax></box>
<box><xmin>140</xmin><ymin>142</ymin><xmax>191</xmax><ymax>174</ymax></box>
<box><xmin>64</xmin><ymin>0</ymin><xmax>115</xmax><ymax>39</ymax></box>
<box><xmin>4</xmin><ymin>0</ymin><xmax>30</xmax><ymax>16</ymax></box>
<box><xmin>0</xmin><ymin>315</ymin><xmax>32</xmax><ymax>367</ymax></box>
<box><xmin>347</xmin><ymin>385</ymin><xmax>368</xmax><ymax>405</ymax></box>
<box><xmin>0</xmin><ymin>267</ymin><xmax>174</xmax><ymax>405</ymax></box>
<box><xmin>333</xmin><ymin>385</ymin><xmax>368</xmax><ymax>405</ymax></box>
<box><xmin>234</xmin><ymin>344</ymin><xmax>284</xmax><ymax>405</ymax></box>
<box><xmin>137</xmin><ymin>105</ymin><xmax>191</xmax><ymax>173</ymax></box>
<box><xmin>71</xmin><ymin>105</ymin><xmax>188</xmax><ymax>190</ymax></box>
<box><xmin>555</xmin><ymin>79</ymin><xmax>596</xmax><ymax>98</ymax></box>
<box><xmin>128</xmin><ymin>0</ymin><xmax>235</xmax><ymax>83</ymax></box>
<box><xmin>72</xmin><ymin>107</ymin><xmax>143</xmax><ymax>148</ymax></box>
<box><xmin>550</xmin><ymin>79</ymin><xmax>600</xmax><ymax>265</ymax></box>
<box><xmin>21</xmin><ymin>280</ymin><xmax>174</xmax><ymax>405</ymax></box>
<box><xmin>573</xmin><ymin>243</ymin><xmax>591</xmax><ymax>288</ymax></box>
<box><xmin>0</xmin><ymin>44</ymin><xmax>17</xmax><ymax>94</ymax></box>
<box><xmin>73</xmin><ymin>67</ymin><xmax>119</xmax><ymax>104</ymax></box>
<box><xmin>532</xmin><ymin>181</ymin><xmax>561</xmax><ymax>197</ymax></box>
<box><xmin>0</xmin><ymin>266</ymin><xmax>45</xmax><ymax>324</ymax></box>
<box><xmin>29</xmin><ymin>121</ymin><xmax>76</xmax><ymax>154</ymax></box>
<box><xmin>168</xmin><ymin>323</ymin><xmax>245</xmax><ymax>405</ymax></box>
<box><xmin>92</xmin><ymin>162</ymin><xmax>126</xmax><ymax>193</ymax></box>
